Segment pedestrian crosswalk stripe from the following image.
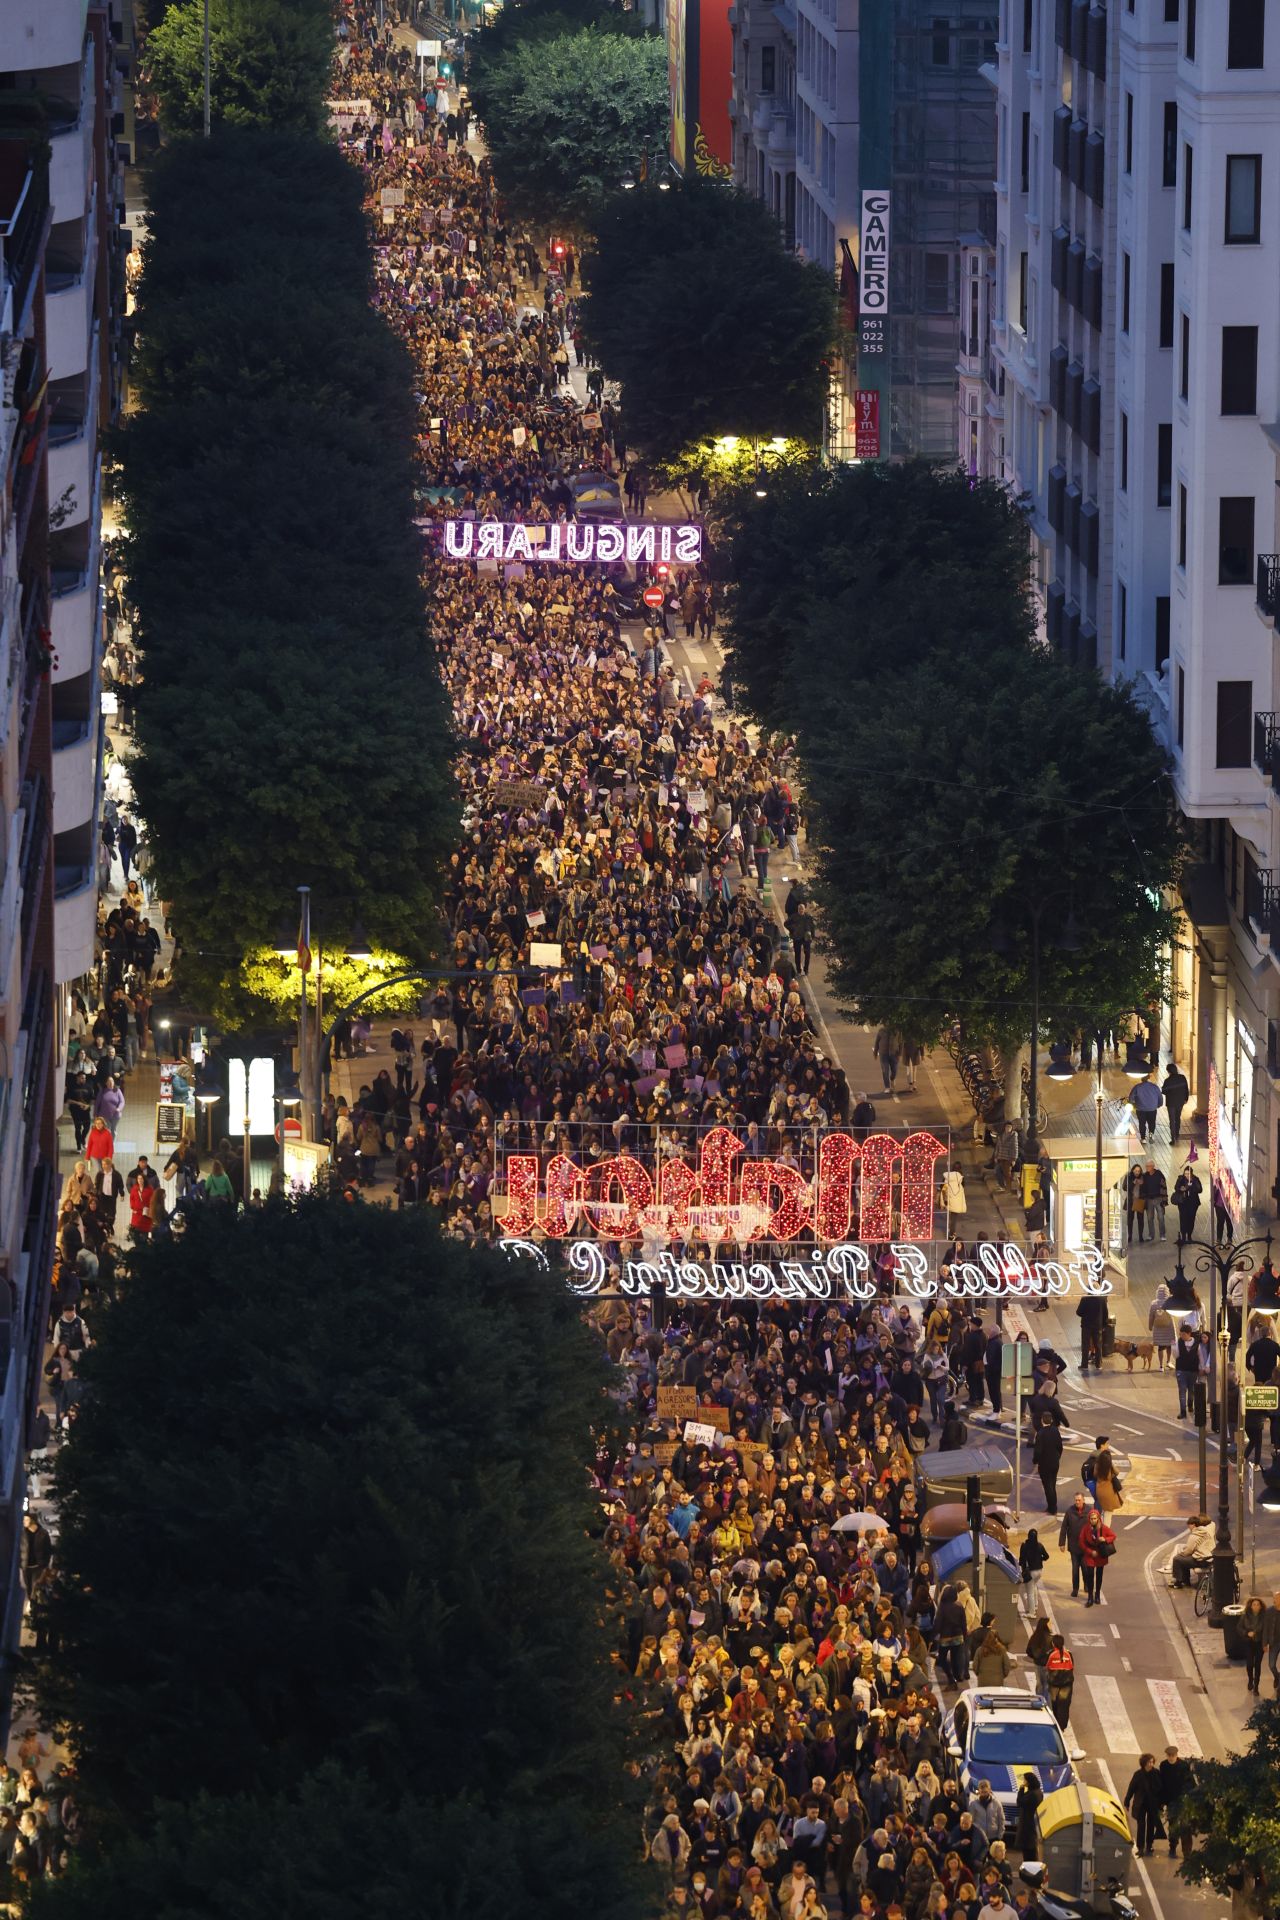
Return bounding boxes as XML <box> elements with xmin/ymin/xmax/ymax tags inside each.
<box><xmin>1086</xmin><ymin>1673</ymin><xmax>1140</xmax><ymax>1752</ymax></box>
<box><xmin>1148</xmin><ymin>1678</ymin><xmax>1202</xmax><ymax>1757</ymax></box>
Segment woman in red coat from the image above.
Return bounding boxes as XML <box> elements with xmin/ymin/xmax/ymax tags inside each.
<box><xmin>1079</xmin><ymin>1506</ymin><xmax>1117</xmax><ymax>1607</ymax></box>
<box><xmin>84</xmin><ymin>1116</ymin><xmax>114</xmax><ymax>1162</ymax></box>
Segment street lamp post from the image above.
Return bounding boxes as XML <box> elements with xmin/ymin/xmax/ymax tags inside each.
<box><xmin>1175</xmin><ymin>1233</ymin><xmax>1279</xmax><ymax>1622</ymax></box>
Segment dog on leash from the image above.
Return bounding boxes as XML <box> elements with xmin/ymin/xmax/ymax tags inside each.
<box><xmin>1123</xmin><ymin>1340</ymin><xmax>1154</xmax><ymax>1372</ymax></box>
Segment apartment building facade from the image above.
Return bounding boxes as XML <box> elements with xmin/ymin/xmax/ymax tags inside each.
<box><xmin>0</xmin><ymin>0</ymin><xmax>125</xmax><ymax>1656</ymax></box>
<box><xmin>730</xmin><ymin>0</ymin><xmax>997</xmax><ymax>459</ymax></box>
<box><xmin>991</xmin><ymin>0</ymin><xmax>1280</xmax><ymax>1234</ymax></box>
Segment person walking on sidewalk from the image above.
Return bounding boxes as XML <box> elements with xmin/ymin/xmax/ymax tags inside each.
<box><xmin>1163</xmin><ymin>1063</ymin><xmax>1190</xmax><ymax>1145</ymax></box>
<box><xmin>1123</xmin><ymin>1754</ymin><xmax>1163</xmax><ymax>1857</ymax></box>
<box><xmin>1158</xmin><ymin>1747</ymin><xmax>1193</xmax><ymax>1859</ymax></box>
<box><xmin>1058</xmin><ymin>1494</ymin><xmax>1088</xmax><ymax>1597</ymax></box>
<box><xmin>1033</xmin><ymin>1416</ymin><xmax>1063</xmax><ymax>1514</ymax></box>
<box><xmin>1173</xmin><ymin>1163</ymin><xmax>1203</xmax><ymax>1243</ymax></box>
<box><xmin>1174</xmin><ymin>1328</ymin><xmax>1201</xmax><ymax>1418</ymax></box>
<box><xmin>1077</xmin><ymin>1292</ymin><xmax>1105</xmax><ymax>1372</ymax></box>
<box><xmin>874</xmin><ymin>1027</ymin><xmax>900</xmax><ymax>1095</ymax></box>
<box><xmin>1019</xmin><ymin>1529</ymin><xmax>1050</xmax><ymax>1616</ymax></box>
<box><xmin>1241</xmin><ymin>1595</ymin><xmax>1268</xmax><ymax>1693</ymax></box>
<box><xmin>1079</xmin><ymin>1507</ymin><xmax>1116</xmax><ymax>1607</ymax></box>
<box><xmin>1129</xmin><ymin>1072</ymin><xmax>1163</xmax><ymax>1144</ymax></box>
<box><xmin>1149</xmin><ymin>1284</ymin><xmax>1176</xmax><ymax>1370</ymax></box>
<box><xmin>1142</xmin><ymin>1161</ymin><xmax>1168</xmax><ymax>1240</ymax></box>
<box><xmin>1263</xmin><ymin>1591</ymin><xmax>1280</xmax><ymax>1693</ymax></box>
<box><xmin>1045</xmin><ymin>1636</ymin><xmax>1074</xmax><ymax>1729</ymax></box>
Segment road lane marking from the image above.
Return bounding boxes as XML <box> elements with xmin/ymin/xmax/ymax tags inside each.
<box><xmin>1148</xmin><ymin>1679</ymin><xmax>1203</xmax><ymax>1757</ymax></box>
<box><xmin>1121</xmin><ymin>1656</ymin><xmax>1132</xmax><ymax>1671</ymax></box>
<box><xmin>1086</xmin><ymin>1674</ymin><xmax>1140</xmax><ymax>1751</ymax></box>
<box><xmin>1115</xmin><ymin>1424</ymin><xmax>1142</xmax><ymax>1435</ymax></box>
<box><xmin>1124</xmin><ymin>1516</ymin><xmax>1148</xmax><ymax>1529</ymax></box>
<box><xmin>1167</xmin><ymin>1448</ymin><xmax>1182</xmax><ymax>1459</ymax></box>
<box><xmin>1110</xmin><ymin>1623</ymin><xmax>1121</xmax><ymax>1639</ymax></box>
<box><xmin>1069</xmin><ymin>1632</ymin><xmax>1106</xmax><ymax>1646</ymax></box>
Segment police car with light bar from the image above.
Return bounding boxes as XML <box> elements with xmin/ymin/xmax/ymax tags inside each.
<box><xmin>942</xmin><ymin>1688</ymin><xmax>1073</xmax><ymax>1835</ymax></box>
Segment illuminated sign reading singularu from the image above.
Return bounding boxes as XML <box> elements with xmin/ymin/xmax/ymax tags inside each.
<box><xmin>442</xmin><ymin>519</ymin><xmax>703</xmax><ymax>566</ymax></box>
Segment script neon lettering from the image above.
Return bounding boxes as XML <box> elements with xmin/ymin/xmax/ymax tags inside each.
<box><xmin>444</xmin><ymin>519</ymin><xmax>475</xmax><ymax>558</ymax></box>
<box><xmin>626</xmin><ymin>523</ymin><xmax>657</xmax><ymax>564</ymax></box>
<box><xmin>674</xmin><ymin>524</ymin><xmax>701</xmax><ymax>564</ymax></box>
<box><xmin>595</xmin><ymin>524</ymin><xmax>624</xmax><ymax>562</ymax></box>
<box><xmin>475</xmin><ymin>522</ymin><xmax>503</xmax><ymax>559</ymax></box>
<box><xmin>565</xmin><ymin>523</ymin><xmax>594</xmax><ymax>561</ymax></box>
<box><xmin>504</xmin><ymin>523</ymin><xmax>534</xmax><ymax>561</ymax></box>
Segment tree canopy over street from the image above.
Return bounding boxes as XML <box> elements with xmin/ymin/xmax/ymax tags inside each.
<box><xmin>26</xmin><ymin>1203</ymin><xmax>646</xmax><ymax>1920</ymax></box>
<box><xmin>144</xmin><ymin>0</ymin><xmax>333</xmax><ymax>133</ymax></box>
<box><xmin>717</xmin><ymin>462</ymin><xmax>1180</xmax><ymax>1048</ymax></box>
<box><xmin>118</xmin><ymin>130</ymin><xmax>455</xmax><ymax>1020</ymax></box>
<box><xmin>468</xmin><ymin>28</ymin><xmax>667</xmax><ymax>228</ymax></box>
<box><xmin>582</xmin><ymin>182</ymin><xmax>838</xmax><ymax>465</ymax></box>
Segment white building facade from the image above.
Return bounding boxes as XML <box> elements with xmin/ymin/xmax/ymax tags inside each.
<box><xmin>994</xmin><ymin>0</ymin><xmax>1280</xmax><ymax>1230</ymax></box>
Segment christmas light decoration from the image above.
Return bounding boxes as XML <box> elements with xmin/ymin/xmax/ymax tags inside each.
<box><xmin>543</xmin><ymin>1154</ymin><xmax>586</xmax><ymax>1237</ymax></box>
<box><xmin>585</xmin><ymin>1154</ymin><xmax>653</xmax><ymax>1236</ymax></box>
<box><xmin>901</xmin><ymin>1131</ymin><xmax>948</xmax><ymax>1240</ymax></box>
<box><xmin>502</xmin><ymin>1155</ymin><xmax>541</xmax><ymax>1236</ymax></box>
<box><xmin>814</xmin><ymin>1131</ymin><xmax>856</xmax><ymax>1241</ymax></box>
<box><xmin>739</xmin><ymin>1158</ymin><xmax>812</xmax><ymax>1241</ymax></box>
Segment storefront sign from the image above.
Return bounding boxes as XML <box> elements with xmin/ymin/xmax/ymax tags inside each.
<box><xmin>1208</xmin><ymin>1062</ymin><xmax>1244</xmax><ymax>1222</ymax></box>
<box><xmin>442</xmin><ymin>519</ymin><xmax>702</xmax><ymax>566</ymax></box>
<box><xmin>854</xmin><ymin>390</ymin><xmax>880</xmax><ymax>458</ymax></box>
<box><xmin>858</xmin><ymin>190</ymin><xmax>890</xmax><ymax>358</ymax></box>
<box><xmin>498</xmin><ymin>1236</ymin><xmax>1112</xmax><ymax>1302</ymax></box>
<box><xmin>1244</xmin><ymin>1385</ymin><xmax>1280</xmax><ymax>1413</ymax></box>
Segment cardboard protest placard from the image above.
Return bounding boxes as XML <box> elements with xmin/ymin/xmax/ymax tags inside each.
<box><xmin>701</xmin><ymin>1406</ymin><xmax>731</xmax><ymax>1433</ymax></box>
<box><xmin>683</xmin><ymin>1421</ymin><xmax>721</xmax><ymax>1449</ymax></box>
<box><xmin>664</xmin><ymin>1044</ymin><xmax>688</xmax><ymax>1069</ymax></box>
<box><xmin>656</xmin><ymin>1386</ymin><xmax>697</xmax><ymax>1421</ymax></box>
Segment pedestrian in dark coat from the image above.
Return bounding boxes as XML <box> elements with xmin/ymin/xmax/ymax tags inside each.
<box><xmin>1014</xmin><ymin>1774</ymin><xmax>1043</xmax><ymax>1857</ymax></box>
<box><xmin>1032</xmin><ymin>1416</ymin><xmax>1064</xmax><ymax>1514</ymax></box>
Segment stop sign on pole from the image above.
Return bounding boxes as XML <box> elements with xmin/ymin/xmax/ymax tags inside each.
<box><xmin>643</xmin><ymin>584</ymin><xmax>664</xmax><ymax>609</ymax></box>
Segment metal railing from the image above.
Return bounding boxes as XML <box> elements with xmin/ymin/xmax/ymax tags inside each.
<box><xmin>1258</xmin><ymin>553</ymin><xmax>1280</xmax><ymax>620</ymax></box>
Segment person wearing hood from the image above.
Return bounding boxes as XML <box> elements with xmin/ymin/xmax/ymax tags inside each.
<box><xmin>1149</xmin><ymin>1284</ymin><xmax>1176</xmax><ymax>1369</ymax></box>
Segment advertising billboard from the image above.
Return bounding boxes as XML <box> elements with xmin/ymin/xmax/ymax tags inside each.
<box><xmin>668</xmin><ymin>0</ymin><xmax>733</xmax><ymax>176</ymax></box>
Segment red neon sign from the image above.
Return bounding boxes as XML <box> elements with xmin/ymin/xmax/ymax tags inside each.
<box><xmin>500</xmin><ymin>1124</ymin><xmax>948</xmax><ymax>1243</ymax></box>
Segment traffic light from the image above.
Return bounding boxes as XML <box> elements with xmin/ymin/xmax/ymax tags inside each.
<box><xmin>655</xmin><ymin>561</ymin><xmax>670</xmax><ymax>580</ymax></box>
<box><xmin>550</xmin><ymin>236</ymin><xmax>567</xmax><ymax>262</ymax></box>
<box><xmin>1193</xmin><ymin>1379</ymin><xmax>1208</xmax><ymax>1428</ymax></box>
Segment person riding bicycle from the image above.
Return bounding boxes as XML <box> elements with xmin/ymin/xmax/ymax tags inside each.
<box><xmin>1169</xmin><ymin>1512</ymin><xmax>1215</xmax><ymax>1588</ymax></box>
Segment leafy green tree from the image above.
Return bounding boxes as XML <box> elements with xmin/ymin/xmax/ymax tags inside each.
<box><xmin>1176</xmin><ymin>1699</ymin><xmax>1280</xmax><ymax>1906</ymax></box>
<box><xmin>116</xmin><ymin>132</ymin><xmax>456</xmax><ymax>1016</ymax></box>
<box><xmin>582</xmin><ymin>180</ymin><xmax>838</xmax><ymax>464</ymax></box>
<box><xmin>800</xmin><ymin>636</ymin><xmax>1178</xmax><ymax>1048</ymax></box>
<box><xmin>468</xmin><ymin>29</ymin><xmax>669</xmax><ymax>229</ymax></box>
<box><xmin>716</xmin><ymin>461</ymin><xmax>1037</xmax><ymax>732</ymax></box>
<box><xmin>145</xmin><ymin>0</ymin><xmax>333</xmax><ymax>135</ymax></box>
<box><xmin>467</xmin><ymin>0</ymin><xmax>645</xmax><ymax>107</ymax></box>
<box><xmin>28</xmin><ymin>1765</ymin><xmax>649</xmax><ymax>1920</ymax></box>
<box><xmin>716</xmin><ymin>461</ymin><xmax>1179</xmax><ymax>1048</ymax></box>
<box><xmin>27</xmin><ymin>1201</ymin><xmax>647</xmax><ymax>1920</ymax></box>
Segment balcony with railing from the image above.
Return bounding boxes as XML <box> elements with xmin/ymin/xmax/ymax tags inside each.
<box><xmin>0</xmin><ymin>144</ymin><xmax>51</xmax><ymax>338</ymax></box>
<box><xmin>1258</xmin><ymin>553</ymin><xmax>1280</xmax><ymax>623</ymax></box>
<box><xmin>1245</xmin><ymin>862</ymin><xmax>1280</xmax><ymax>948</ymax></box>
<box><xmin>1255</xmin><ymin>711</ymin><xmax>1280</xmax><ymax>790</ymax></box>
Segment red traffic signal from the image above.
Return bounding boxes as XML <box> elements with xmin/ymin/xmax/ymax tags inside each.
<box><xmin>550</xmin><ymin>237</ymin><xmax>566</xmax><ymax>259</ymax></box>
<box><xmin>655</xmin><ymin>561</ymin><xmax>670</xmax><ymax>579</ymax></box>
